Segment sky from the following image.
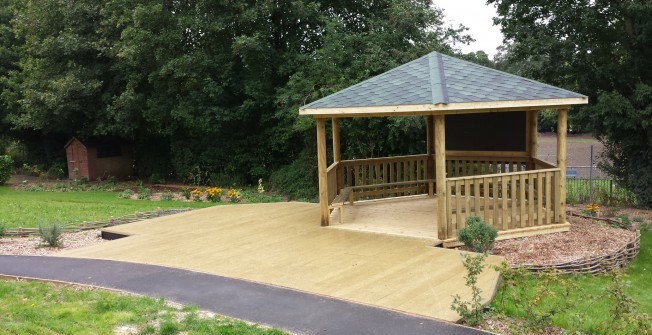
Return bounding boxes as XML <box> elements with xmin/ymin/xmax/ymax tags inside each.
<box><xmin>435</xmin><ymin>0</ymin><xmax>505</xmax><ymax>58</ymax></box>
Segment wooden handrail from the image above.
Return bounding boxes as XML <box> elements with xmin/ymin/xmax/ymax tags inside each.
<box><xmin>446</xmin><ymin>167</ymin><xmax>561</xmax><ymax>182</ymax></box>
<box><xmin>340</xmin><ymin>154</ymin><xmax>428</xmax><ymax>165</ymax></box>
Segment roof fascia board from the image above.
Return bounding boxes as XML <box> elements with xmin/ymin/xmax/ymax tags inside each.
<box><xmin>300</xmin><ymin>97</ymin><xmax>589</xmax><ymax>117</ymax></box>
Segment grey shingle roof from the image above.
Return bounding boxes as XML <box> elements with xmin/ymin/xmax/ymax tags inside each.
<box><xmin>301</xmin><ymin>52</ymin><xmax>586</xmax><ymax>110</ymax></box>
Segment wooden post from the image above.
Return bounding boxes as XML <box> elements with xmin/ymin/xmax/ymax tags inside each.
<box><xmin>434</xmin><ymin>115</ymin><xmax>447</xmax><ymax>240</ymax></box>
<box><xmin>317</xmin><ymin>118</ymin><xmax>330</xmax><ymax>226</ymax></box>
<box><xmin>528</xmin><ymin>110</ymin><xmax>538</xmax><ymax>168</ymax></box>
<box><xmin>332</xmin><ymin>118</ymin><xmax>342</xmax><ymax>190</ymax></box>
<box><xmin>332</xmin><ymin>118</ymin><xmax>341</xmax><ymax>163</ymax></box>
<box><xmin>557</xmin><ymin>109</ymin><xmax>568</xmax><ymax>223</ymax></box>
<box><xmin>426</xmin><ymin>115</ymin><xmax>435</xmax><ymax>182</ymax></box>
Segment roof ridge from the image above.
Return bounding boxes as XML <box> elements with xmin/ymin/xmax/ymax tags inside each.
<box><xmin>428</xmin><ymin>52</ymin><xmax>449</xmax><ymax>104</ymax></box>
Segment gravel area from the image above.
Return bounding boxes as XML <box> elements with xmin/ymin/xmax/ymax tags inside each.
<box><xmin>480</xmin><ymin>317</ymin><xmax>563</xmax><ymax>335</ymax></box>
<box><xmin>492</xmin><ymin>215</ymin><xmax>638</xmax><ymax>266</ymax></box>
<box><xmin>0</xmin><ymin>230</ymin><xmax>105</xmax><ymax>256</ymax></box>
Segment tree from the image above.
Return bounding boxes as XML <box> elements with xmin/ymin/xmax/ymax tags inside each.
<box><xmin>489</xmin><ymin>0</ymin><xmax>652</xmax><ymax>207</ymax></box>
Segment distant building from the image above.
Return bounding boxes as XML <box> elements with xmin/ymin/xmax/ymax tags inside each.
<box><xmin>64</xmin><ymin>137</ymin><xmax>133</xmax><ymax>180</ymax></box>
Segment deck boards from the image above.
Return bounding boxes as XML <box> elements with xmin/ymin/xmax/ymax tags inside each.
<box><xmin>59</xmin><ymin>202</ymin><xmax>502</xmax><ymax>322</ymax></box>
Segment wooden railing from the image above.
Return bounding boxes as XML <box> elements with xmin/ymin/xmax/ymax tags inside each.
<box><xmin>445</xmin><ymin>155</ymin><xmax>530</xmax><ymax>177</ymax></box>
<box><xmin>335</xmin><ymin>154</ymin><xmax>554</xmax><ymax>202</ymax></box>
<box><xmin>339</xmin><ymin>155</ymin><xmax>429</xmax><ymax>200</ymax></box>
<box><xmin>443</xmin><ymin>168</ymin><xmax>562</xmax><ymax>240</ymax></box>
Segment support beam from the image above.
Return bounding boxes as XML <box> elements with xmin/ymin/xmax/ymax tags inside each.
<box><xmin>528</xmin><ymin>110</ymin><xmax>538</xmax><ymax>159</ymax></box>
<box><xmin>332</xmin><ymin>118</ymin><xmax>342</xmax><ymax>190</ymax></box>
<box><xmin>434</xmin><ymin>115</ymin><xmax>447</xmax><ymax>240</ymax></box>
<box><xmin>426</xmin><ymin>115</ymin><xmax>435</xmax><ymax>181</ymax></box>
<box><xmin>332</xmin><ymin>118</ymin><xmax>341</xmax><ymax>163</ymax></box>
<box><xmin>316</xmin><ymin>118</ymin><xmax>330</xmax><ymax>226</ymax></box>
<box><xmin>557</xmin><ymin>109</ymin><xmax>568</xmax><ymax>223</ymax></box>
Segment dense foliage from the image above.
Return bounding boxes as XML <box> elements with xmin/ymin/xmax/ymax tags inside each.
<box><xmin>0</xmin><ymin>0</ymin><xmax>470</xmax><ymax>198</ymax></box>
<box><xmin>489</xmin><ymin>0</ymin><xmax>652</xmax><ymax>207</ymax></box>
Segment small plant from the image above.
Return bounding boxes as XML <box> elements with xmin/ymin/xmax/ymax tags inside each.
<box><xmin>457</xmin><ymin>216</ymin><xmax>498</xmax><ymax>254</ymax></box>
<box><xmin>227</xmin><ymin>188</ymin><xmax>241</xmax><ymax>203</ymax></box>
<box><xmin>181</xmin><ymin>187</ymin><xmax>191</xmax><ymax>200</ymax></box>
<box><xmin>450</xmin><ymin>253</ymin><xmax>487</xmax><ymax>326</ymax></box>
<box><xmin>38</xmin><ymin>222</ymin><xmax>63</xmax><ymax>247</ymax></box>
<box><xmin>257</xmin><ymin>178</ymin><xmax>265</xmax><ymax>194</ymax></box>
<box><xmin>160</xmin><ymin>190</ymin><xmax>173</xmax><ymax>201</ymax></box>
<box><xmin>205</xmin><ymin>187</ymin><xmax>222</xmax><ymax>202</ymax></box>
<box><xmin>0</xmin><ymin>223</ymin><xmax>5</xmax><ymax>238</ymax></box>
<box><xmin>0</xmin><ymin>155</ymin><xmax>13</xmax><ymax>185</ymax></box>
<box><xmin>118</xmin><ymin>189</ymin><xmax>134</xmax><ymax>199</ymax></box>
<box><xmin>137</xmin><ymin>186</ymin><xmax>151</xmax><ymax>200</ymax></box>
<box><xmin>583</xmin><ymin>203</ymin><xmax>600</xmax><ymax>217</ymax></box>
<box><xmin>190</xmin><ymin>188</ymin><xmax>203</xmax><ymax>202</ymax></box>
<box><xmin>615</xmin><ymin>214</ymin><xmax>632</xmax><ymax>229</ymax></box>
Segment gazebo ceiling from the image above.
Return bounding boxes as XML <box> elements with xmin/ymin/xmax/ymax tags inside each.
<box><xmin>300</xmin><ymin>51</ymin><xmax>588</xmax><ymax>117</ymax></box>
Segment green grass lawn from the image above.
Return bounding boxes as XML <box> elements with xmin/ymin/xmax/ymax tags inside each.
<box><xmin>0</xmin><ymin>186</ymin><xmax>214</xmax><ymax>229</ymax></box>
<box><xmin>0</xmin><ymin>280</ymin><xmax>286</xmax><ymax>335</ymax></box>
<box><xmin>493</xmin><ymin>230</ymin><xmax>652</xmax><ymax>334</ymax></box>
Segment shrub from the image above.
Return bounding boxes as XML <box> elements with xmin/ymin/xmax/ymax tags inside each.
<box><xmin>0</xmin><ymin>155</ymin><xmax>13</xmax><ymax>185</ymax></box>
<box><xmin>160</xmin><ymin>190</ymin><xmax>173</xmax><ymax>201</ymax></box>
<box><xmin>137</xmin><ymin>186</ymin><xmax>151</xmax><ymax>200</ymax></box>
<box><xmin>190</xmin><ymin>188</ymin><xmax>203</xmax><ymax>202</ymax></box>
<box><xmin>118</xmin><ymin>189</ymin><xmax>134</xmax><ymax>199</ymax></box>
<box><xmin>457</xmin><ymin>216</ymin><xmax>498</xmax><ymax>253</ymax></box>
<box><xmin>227</xmin><ymin>188</ymin><xmax>240</xmax><ymax>203</ymax></box>
<box><xmin>0</xmin><ymin>223</ymin><xmax>5</xmax><ymax>238</ymax></box>
<box><xmin>450</xmin><ymin>253</ymin><xmax>487</xmax><ymax>326</ymax></box>
<box><xmin>38</xmin><ymin>222</ymin><xmax>63</xmax><ymax>247</ymax></box>
<box><xmin>205</xmin><ymin>187</ymin><xmax>222</xmax><ymax>202</ymax></box>
<box><xmin>181</xmin><ymin>187</ymin><xmax>191</xmax><ymax>200</ymax></box>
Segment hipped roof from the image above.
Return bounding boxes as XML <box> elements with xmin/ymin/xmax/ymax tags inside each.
<box><xmin>300</xmin><ymin>51</ymin><xmax>587</xmax><ymax>117</ymax></box>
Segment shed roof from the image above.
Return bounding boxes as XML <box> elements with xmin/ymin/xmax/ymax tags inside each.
<box><xmin>300</xmin><ymin>51</ymin><xmax>588</xmax><ymax>117</ymax></box>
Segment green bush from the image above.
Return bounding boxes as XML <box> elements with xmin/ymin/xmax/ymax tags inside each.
<box><xmin>0</xmin><ymin>155</ymin><xmax>13</xmax><ymax>185</ymax></box>
<box><xmin>137</xmin><ymin>186</ymin><xmax>151</xmax><ymax>200</ymax></box>
<box><xmin>269</xmin><ymin>151</ymin><xmax>317</xmax><ymax>201</ymax></box>
<box><xmin>0</xmin><ymin>223</ymin><xmax>5</xmax><ymax>238</ymax></box>
<box><xmin>457</xmin><ymin>216</ymin><xmax>498</xmax><ymax>254</ymax></box>
<box><xmin>38</xmin><ymin>222</ymin><xmax>63</xmax><ymax>247</ymax></box>
<box><xmin>160</xmin><ymin>190</ymin><xmax>173</xmax><ymax>201</ymax></box>
<box><xmin>118</xmin><ymin>189</ymin><xmax>133</xmax><ymax>199</ymax></box>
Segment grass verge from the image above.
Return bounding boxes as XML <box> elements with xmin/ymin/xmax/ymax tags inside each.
<box><xmin>0</xmin><ymin>279</ymin><xmax>286</xmax><ymax>335</ymax></box>
<box><xmin>492</xmin><ymin>230</ymin><xmax>651</xmax><ymax>333</ymax></box>
<box><xmin>0</xmin><ymin>186</ymin><xmax>213</xmax><ymax>229</ymax></box>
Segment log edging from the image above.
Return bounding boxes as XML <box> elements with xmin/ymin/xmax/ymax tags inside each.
<box><xmin>2</xmin><ymin>208</ymin><xmax>192</xmax><ymax>237</ymax></box>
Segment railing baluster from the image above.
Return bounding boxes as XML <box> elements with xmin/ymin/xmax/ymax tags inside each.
<box><xmin>537</xmin><ymin>172</ymin><xmax>543</xmax><ymax>226</ymax></box>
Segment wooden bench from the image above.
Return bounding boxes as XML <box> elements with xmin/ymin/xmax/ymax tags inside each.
<box><xmin>329</xmin><ymin>180</ymin><xmax>435</xmax><ymax>224</ymax></box>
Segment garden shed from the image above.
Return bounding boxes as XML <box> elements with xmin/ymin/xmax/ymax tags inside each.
<box><xmin>300</xmin><ymin>51</ymin><xmax>589</xmax><ymax>246</ymax></box>
<box><xmin>64</xmin><ymin>137</ymin><xmax>133</xmax><ymax>181</ymax></box>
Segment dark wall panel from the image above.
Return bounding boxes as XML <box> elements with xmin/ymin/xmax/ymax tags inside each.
<box><xmin>445</xmin><ymin>112</ymin><xmax>526</xmax><ymax>151</ymax></box>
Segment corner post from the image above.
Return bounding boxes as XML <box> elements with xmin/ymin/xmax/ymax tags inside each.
<box><xmin>557</xmin><ymin>109</ymin><xmax>568</xmax><ymax>223</ymax></box>
<box><xmin>317</xmin><ymin>118</ymin><xmax>330</xmax><ymax>226</ymax></box>
<box><xmin>434</xmin><ymin>115</ymin><xmax>447</xmax><ymax>240</ymax></box>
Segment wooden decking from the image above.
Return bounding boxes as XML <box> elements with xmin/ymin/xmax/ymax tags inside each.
<box><xmin>329</xmin><ymin>196</ymin><xmax>440</xmax><ymax>242</ymax></box>
<box><xmin>59</xmin><ymin>202</ymin><xmax>502</xmax><ymax>322</ymax></box>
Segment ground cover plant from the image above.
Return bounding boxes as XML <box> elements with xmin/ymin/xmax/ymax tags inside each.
<box><xmin>491</xmin><ymin>230</ymin><xmax>652</xmax><ymax>334</ymax></box>
<box><xmin>0</xmin><ymin>186</ymin><xmax>212</xmax><ymax>229</ymax></box>
<box><xmin>0</xmin><ymin>280</ymin><xmax>287</xmax><ymax>335</ymax></box>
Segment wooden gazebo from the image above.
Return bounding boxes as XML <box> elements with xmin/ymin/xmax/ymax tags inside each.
<box><xmin>300</xmin><ymin>52</ymin><xmax>588</xmax><ymax>246</ymax></box>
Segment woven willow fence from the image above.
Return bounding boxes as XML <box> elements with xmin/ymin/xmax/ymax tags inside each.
<box><xmin>3</xmin><ymin>208</ymin><xmax>191</xmax><ymax>237</ymax></box>
<box><xmin>517</xmin><ymin>231</ymin><xmax>640</xmax><ymax>274</ymax></box>
<box><xmin>516</xmin><ymin>210</ymin><xmax>642</xmax><ymax>274</ymax></box>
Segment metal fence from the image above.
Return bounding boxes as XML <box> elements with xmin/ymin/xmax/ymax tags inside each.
<box><xmin>566</xmin><ymin>177</ymin><xmax>633</xmax><ymax>205</ymax></box>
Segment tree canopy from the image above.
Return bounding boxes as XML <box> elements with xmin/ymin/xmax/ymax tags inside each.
<box><xmin>489</xmin><ymin>0</ymin><xmax>652</xmax><ymax>207</ymax></box>
<box><xmin>0</xmin><ymin>0</ymin><xmax>471</xmax><ymax>194</ymax></box>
